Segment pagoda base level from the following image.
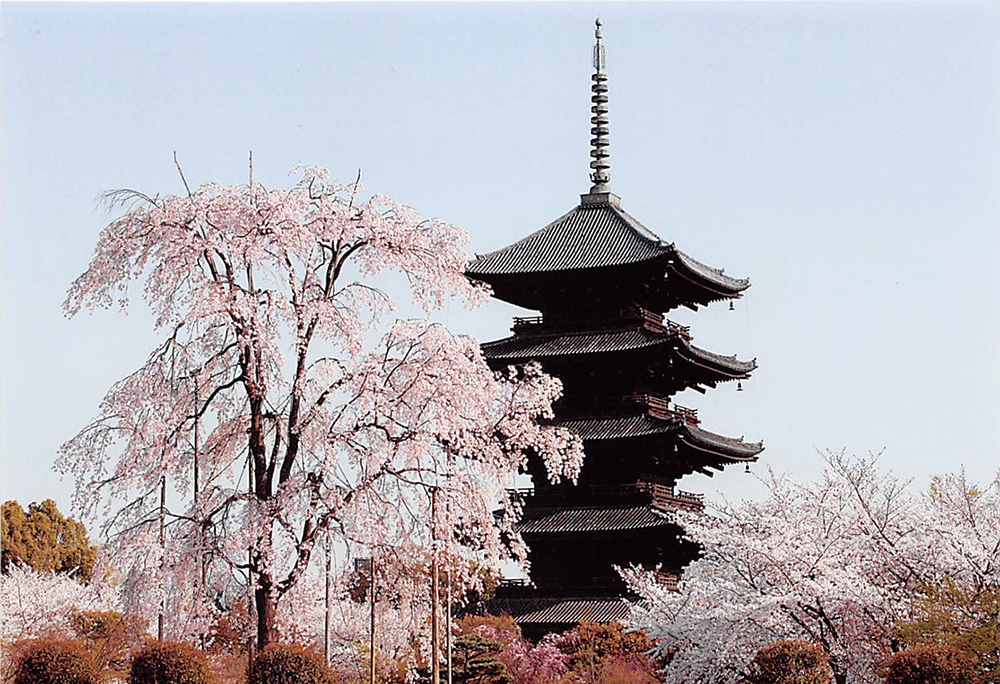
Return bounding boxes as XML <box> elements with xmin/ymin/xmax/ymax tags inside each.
<box><xmin>484</xmin><ymin>596</ymin><xmax>632</xmax><ymax>641</ymax></box>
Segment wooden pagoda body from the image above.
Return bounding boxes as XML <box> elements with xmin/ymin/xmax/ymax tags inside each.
<box><xmin>466</xmin><ymin>21</ymin><xmax>763</xmax><ymax>639</ymax></box>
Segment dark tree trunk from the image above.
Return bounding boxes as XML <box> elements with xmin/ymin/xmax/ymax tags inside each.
<box><xmin>255</xmin><ymin>577</ymin><xmax>279</xmax><ymax>649</ymax></box>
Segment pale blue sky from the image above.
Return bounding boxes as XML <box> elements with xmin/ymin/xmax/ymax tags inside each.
<box><xmin>3</xmin><ymin>2</ymin><xmax>999</xmax><ymax>514</ymax></box>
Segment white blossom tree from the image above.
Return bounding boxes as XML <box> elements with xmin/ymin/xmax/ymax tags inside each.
<box><xmin>624</xmin><ymin>453</ymin><xmax>1000</xmax><ymax>684</ymax></box>
<box><xmin>58</xmin><ymin>162</ymin><xmax>584</xmax><ymax>648</ymax></box>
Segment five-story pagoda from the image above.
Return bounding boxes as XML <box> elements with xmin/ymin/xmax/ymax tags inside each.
<box><xmin>467</xmin><ymin>20</ymin><xmax>763</xmax><ymax>639</ymax></box>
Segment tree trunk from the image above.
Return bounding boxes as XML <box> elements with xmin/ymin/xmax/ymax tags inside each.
<box><xmin>255</xmin><ymin>577</ymin><xmax>279</xmax><ymax>649</ymax></box>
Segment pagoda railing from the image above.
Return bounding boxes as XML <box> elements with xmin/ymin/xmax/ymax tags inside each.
<box><xmin>653</xmin><ymin>570</ymin><xmax>681</xmax><ymax>592</ymax></box>
<box><xmin>506</xmin><ymin>481</ymin><xmax>704</xmax><ymax>512</ymax></box>
<box><xmin>512</xmin><ymin>306</ymin><xmax>691</xmax><ymax>340</ymax></box>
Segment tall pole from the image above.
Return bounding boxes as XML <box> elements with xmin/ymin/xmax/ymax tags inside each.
<box><xmin>369</xmin><ymin>557</ymin><xmax>376</xmax><ymax>684</ymax></box>
<box><xmin>446</xmin><ymin>557</ymin><xmax>452</xmax><ymax>684</ymax></box>
<box><xmin>324</xmin><ymin>528</ymin><xmax>331</xmax><ymax>665</ymax></box>
<box><xmin>431</xmin><ymin>487</ymin><xmax>440</xmax><ymax>684</ymax></box>
<box><xmin>158</xmin><ymin>474</ymin><xmax>166</xmax><ymax>640</ymax></box>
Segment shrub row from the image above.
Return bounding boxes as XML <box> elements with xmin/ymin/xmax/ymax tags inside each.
<box><xmin>10</xmin><ymin>638</ymin><xmax>337</xmax><ymax>684</ymax></box>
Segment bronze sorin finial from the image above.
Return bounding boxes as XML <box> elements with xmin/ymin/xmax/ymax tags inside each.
<box><xmin>589</xmin><ymin>18</ymin><xmax>611</xmax><ymax>193</ymax></box>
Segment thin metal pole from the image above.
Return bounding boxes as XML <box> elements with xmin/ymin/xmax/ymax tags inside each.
<box><xmin>158</xmin><ymin>474</ymin><xmax>166</xmax><ymax>640</ymax></box>
<box><xmin>324</xmin><ymin>528</ymin><xmax>331</xmax><ymax>665</ymax></box>
<box><xmin>369</xmin><ymin>557</ymin><xmax>376</xmax><ymax>684</ymax></box>
<box><xmin>431</xmin><ymin>488</ymin><xmax>440</xmax><ymax>684</ymax></box>
<box><xmin>446</xmin><ymin>559</ymin><xmax>452</xmax><ymax>684</ymax></box>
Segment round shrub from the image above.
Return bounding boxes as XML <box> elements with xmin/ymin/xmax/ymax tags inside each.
<box><xmin>130</xmin><ymin>640</ymin><xmax>213</xmax><ymax>684</ymax></box>
<box><xmin>884</xmin><ymin>645</ymin><xmax>979</xmax><ymax>684</ymax></box>
<box><xmin>744</xmin><ymin>639</ymin><xmax>832</xmax><ymax>684</ymax></box>
<box><xmin>248</xmin><ymin>644</ymin><xmax>337</xmax><ymax>684</ymax></box>
<box><xmin>13</xmin><ymin>637</ymin><xmax>99</xmax><ymax>684</ymax></box>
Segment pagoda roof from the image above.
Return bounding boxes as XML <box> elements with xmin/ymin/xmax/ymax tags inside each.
<box><xmin>466</xmin><ymin>197</ymin><xmax>749</xmax><ymax>297</ymax></box>
<box><xmin>518</xmin><ymin>504</ymin><xmax>672</xmax><ymax>535</ymax></box>
<box><xmin>494</xmin><ymin>597</ymin><xmax>632</xmax><ymax>625</ymax></box>
<box><xmin>558</xmin><ymin>412</ymin><xmax>763</xmax><ymax>461</ymax></box>
<box><xmin>482</xmin><ymin>325</ymin><xmax>756</xmax><ymax>377</ymax></box>
<box><xmin>467</xmin><ymin>200</ymin><xmax>667</xmax><ymax>276</ymax></box>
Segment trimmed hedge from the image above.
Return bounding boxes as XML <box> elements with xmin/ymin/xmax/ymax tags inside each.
<box><xmin>13</xmin><ymin>637</ymin><xmax>99</xmax><ymax>684</ymax></box>
<box><xmin>248</xmin><ymin>644</ymin><xmax>338</xmax><ymax>684</ymax></box>
<box><xmin>884</xmin><ymin>645</ymin><xmax>979</xmax><ymax>684</ymax></box>
<box><xmin>130</xmin><ymin>640</ymin><xmax>214</xmax><ymax>684</ymax></box>
<box><xmin>745</xmin><ymin>639</ymin><xmax>832</xmax><ymax>684</ymax></box>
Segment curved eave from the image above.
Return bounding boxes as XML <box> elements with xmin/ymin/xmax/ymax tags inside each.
<box><xmin>678</xmin><ymin>341</ymin><xmax>757</xmax><ymax>379</ymax></box>
<box><xmin>669</xmin><ymin>247</ymin><xmax>751</xmax><ymax>297</ymax></box>
<box><xmin>678</xmin><ymin>424</ymin><xmax>764</xmax><ymax>462</ymax></box>
<box><xmin>481</xmin><ymin>328</ymin><xmax>756</xmax><ymax>382</ymax></box>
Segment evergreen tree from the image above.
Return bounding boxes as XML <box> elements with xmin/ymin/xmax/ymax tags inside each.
<box><xmin>1</xmin><ymin>500</ymin><xmax>97</xmax><ymax>581</ymax></box>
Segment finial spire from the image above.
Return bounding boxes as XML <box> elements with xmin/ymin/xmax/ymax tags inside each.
<box><xmin>589</xmin><ymin>17</ymin><xmax>611</xmax><ymax>194</ymax></box>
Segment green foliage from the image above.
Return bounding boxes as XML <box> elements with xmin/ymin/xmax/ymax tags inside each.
<box><xmin>884</xmin><ymin>645</ymin><xmax>979</xmax><ymax>684</ymax></box>
<box><xmin>558</xmin><ymin>621</ymin><xmax>659</xmax><ymax>684</ymax></box>
<box><xmin>247</xmin><ymin>644</ymin><xmax>338</xmax><ymax>684</ymax></box>
<box><xmin>129</xmin><ymin>641</ymin><xmax>214</xmax><ymax>684</ymax></box>
<box><xmin>1</xmin><ymin>500</ymin><xmax>97</xmax><ymax>582</ymax></box>
<box><xmin>12</xmin><ymin>637</ymin><xmax>100</xmax><ymax>684</ymax></box>
<box><xmin>893</xmin><ymin>579</ymin><xmax>999</xmax><ymax>681</ymax></box>
<box><xmin>70</xmin><ymin>609</ymin><xmax>149</xmax><ymax>680</ymax></box>
<box><xmin>451</xmin><ymin>634</ymin><xmax>512</xmax><ymax>684</ymax></box>
<box><xmin>744</xmin><ymin>640</ymin><xmax>832</xmax><ymax>684</ymax></box>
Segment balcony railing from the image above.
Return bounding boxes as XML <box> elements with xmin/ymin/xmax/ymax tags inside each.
<box><xmin>506</xmin><ymin>481</ymin><xmax>704</xmax><ymax>513</ymax></box>
<box><xmin>512</xmin><ymin>306</ymin><xmax>691</xmax><ymax>341</ymax></box>
<box><xmin>653</xmin><ymin>571</ymin><xmax>681</xmax><ymax>592</ymax></box>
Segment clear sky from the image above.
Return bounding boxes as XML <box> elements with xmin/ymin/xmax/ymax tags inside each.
<box><xmin>3</xmin><ymin>1</ymin><xmax>999</xmax><ymax>514</ymax></box>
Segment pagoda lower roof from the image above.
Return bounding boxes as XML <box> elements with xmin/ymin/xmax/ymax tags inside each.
<box><xmin>490</xmin><ymin>597</ymin><xmax>632</xmax><ymax>626</ymax></box>
<box><xmin>518</xmin><ymin>504</ymin><xmax>672</xmax><ymax>535</ymax></box>
<box><xmin>482</xmin><ymin>325</ymin><xmax>756</xmax><ymax>377</ymax></box>
<box><xmin>466</xmin><ymin>197</ymin><xmax>749</xmax><ymax>296</ymax></box>
<box><xmin>558</xmin><ymin>413</ymin><xmax>764</xmax><ymax>460</ymax></box>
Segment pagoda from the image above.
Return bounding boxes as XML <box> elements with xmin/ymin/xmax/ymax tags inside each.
<box><xmin>467</xmin><ymin>20</ymin><xmax>763</xmax><ymax>639</ymax></box>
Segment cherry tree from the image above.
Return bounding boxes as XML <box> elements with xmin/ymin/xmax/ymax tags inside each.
<box><xmin>58</xmin><ymin>163</ymin><xmax>584</xmax><ymax>648</ymax></box>
<box><xmin>624</xmin><ymin>453</ymin><xmax>1000</xmax><ymax>684</ymax></box>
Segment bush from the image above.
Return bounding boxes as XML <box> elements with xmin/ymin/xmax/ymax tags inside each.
<box><xmin>744</xmin><ymin>640</ymin><xmax>832</xmax><ymax>684</ymax></box>
<box><xmin>130</xmin><ymin>640</ymin><xmax>214</xmax><ymax>684</ymax></box>
<box><xmin>884</xmin><ymin>645</ymin><xmax>979</xmax><ymax>684</ymax></box>
<box><xmin>12</xmin><ymin>637</ymin><xmax>99</xmax><ymax>684</ymax></box>
<box><xmin>247</xmin><ymin>644</ymin><xmax>337</xmax><ymax>684</ymax></box>
<box><xmin>70</xmin><ymin>609</ymin><xmax>148</xmax><ymax>678</ymax></box>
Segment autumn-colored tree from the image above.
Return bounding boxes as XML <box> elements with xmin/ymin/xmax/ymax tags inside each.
<box><xmin>893</xmin><ymin>579</ymin><xmax>999</xmax><ymax>681</ymax></box>
<box><xmin>69</xmin><ymin>609</ymin><xmax>149</xmax><ymax>679</ymax></box>
<box><xmin>130</xmin><ymin>640</ymin><xmax>215</xmax><ymax>684</ymax></box>
<box><xmin>10</xmin><ymin>637</ymin><xmax>100</xmax><ymax>684</ymax></box>
<box><xmin>883</xmin><ymin>645</ymin><xmax>980</xmax><ymax>684</ymax></box>
<box><xmin>558</xmin><ymin>621</ymin><xmax>659</xmax><ymax>684</ymax></box>
<box><xmin>1</xmin><ymin>500</ymin><xmax>97</xmax><ymax>581</ymax></box>
<box><xmin>744</xmin><ymin>640</ymin><xmax>832</xmax><ymax>684</ymax></box>
<box><xmin>58</xmin><ymin>163</ymin><xmax>583</xmax><ymax>650</ymax></box>
<box><xmin>455</xmin><ymin>614</ymin><xmax>567</xmax><ymax>684</ymax></box>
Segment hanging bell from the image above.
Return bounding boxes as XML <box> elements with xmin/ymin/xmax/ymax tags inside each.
<box><xmin>736</xmin><ymin>381</ymin><xmax>743</xmax><ymax>392</ymax></box>
<box><xmin>729</xmin><ymin>301</ymin><xmax>735</xmax><ymax>311</ymax></box>
<box><xmin>744</xmin><ymin>464</ymin><xmax>751</xmax><ymax>474</ymax></box>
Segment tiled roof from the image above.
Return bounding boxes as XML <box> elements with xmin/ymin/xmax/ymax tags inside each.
<box><xmin>482</xmin><ymin>326</ymin><xmax>756</xmax><ymax>377</ymax></box>
<box><xmin>482</xmin><ymin>327</ymin><xmax>669</xmax><ymax>359</ymax></box>
<box><xmin>467</xmin><ymin>203</ymin><xmax>669</xmax><ymax>277</ymax></box>
<box><xmin>557</xmin><ymin>413</ymin><xmax>673</xmax><ymax>441</ymax></box>
<box><xmin>680</xmin><ymin>424</ymin><xmax>764</xmax><ymax>460</ymax></box>
<box><xmin>491</xmin><ymin>597</ymin><xmax>633</xmax><ymax>625</ymax></box>
<box><xmin>556</xmin><ymin>412</ymin><xmax>763</xmax><ymax>461</ymax></box>
<box><xmin>518</xmin><ymin>505</ymin><xmax>673</xmax><ymax>534</ymax></box>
